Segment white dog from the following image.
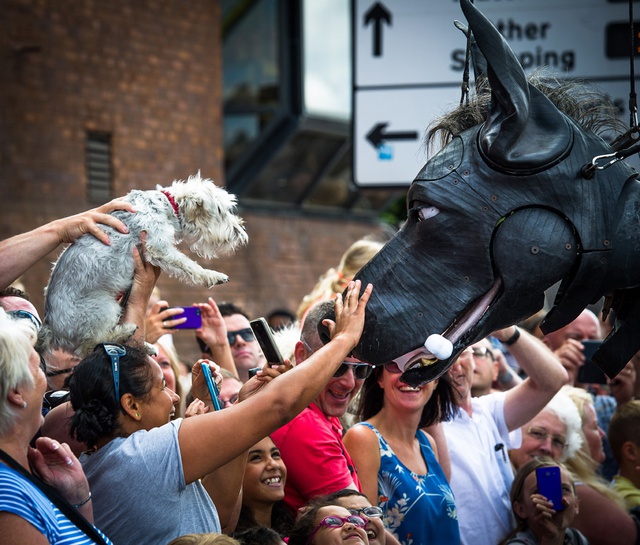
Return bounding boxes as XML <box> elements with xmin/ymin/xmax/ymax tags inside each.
<box><xmin>41</xmin><ymin>173</ymin><xmax>248</xmax><ymax>357</ymax></box>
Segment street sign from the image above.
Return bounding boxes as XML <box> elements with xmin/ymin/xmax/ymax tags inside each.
<box><xmin>353</xmin><ymin>0</ymin><xmax>640</xmax><ymax>186</ymax></box>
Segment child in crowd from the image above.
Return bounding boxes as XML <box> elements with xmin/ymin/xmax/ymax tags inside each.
<box><xmin>501</xmin><ymin>457</ymin><xmax>587</xmax><ymax>545</ymax></box>
<box><xmin>608</xmin><ymin>400</ymin><xmax>640</xmax><ymax>509</ymax></box>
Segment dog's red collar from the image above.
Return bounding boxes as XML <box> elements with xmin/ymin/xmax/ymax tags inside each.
<box><xmin>161</xmin><ymin>190</ymin><xmax>181</xmax><ymax>221</ymax></box>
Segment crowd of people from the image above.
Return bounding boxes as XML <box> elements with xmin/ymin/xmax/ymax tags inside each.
<box><xmin>1</xmin><ymin>203</ymin><xmax>639</xmax><ymax>545</ymax></box>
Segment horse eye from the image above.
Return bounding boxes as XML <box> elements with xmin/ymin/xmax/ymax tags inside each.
<box><xmin>417</xmin><ymin>206</ymin><xmax>440</xmax><ymax>221</ymax></box>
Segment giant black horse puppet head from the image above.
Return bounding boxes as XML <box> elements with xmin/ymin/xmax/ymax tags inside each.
<box><xmin>324</xmin><ymin>0</ymin><xmax>640</xmax><ymax>386</ymax></box>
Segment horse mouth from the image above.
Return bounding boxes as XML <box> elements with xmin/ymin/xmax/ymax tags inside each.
<box><xmin>395</xmin><ymin>277</ymin><xmax>503</xmax><ymax>373</ymax></box>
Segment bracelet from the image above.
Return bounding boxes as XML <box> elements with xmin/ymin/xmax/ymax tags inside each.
<box><xmin>501</xmin><ymin>326</ymin><xmax>521</xmax><ymax>346</ymax></box>
<box><xmin>72</xmin><ymin>491</ymin><xmax>92</xmax><ymax>509</ymax></box>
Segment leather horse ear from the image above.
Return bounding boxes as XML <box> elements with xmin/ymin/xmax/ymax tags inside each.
<box><xmin>460</xmin><ymin>0</ymin><xmax>571</xmax><ymax>173</ymax></box>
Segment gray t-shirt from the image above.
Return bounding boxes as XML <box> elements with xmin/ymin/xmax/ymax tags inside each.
<box><xmin>81</xmin><ymin>419</ymin><xmax>220</xmax><ymax>545</ymax></box>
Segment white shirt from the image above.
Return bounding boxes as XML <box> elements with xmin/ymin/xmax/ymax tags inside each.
<box><xmin>443</xmin><ymin>391</ymin><xmax>522</xmax><ymax>545</ymax></box>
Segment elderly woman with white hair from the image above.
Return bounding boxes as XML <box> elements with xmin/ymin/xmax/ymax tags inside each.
<box><xmin>0</xmin><ymin>308</ymin><xmax>112</xmax><ymax>544</ymax></box>
<box><xmin>509</xmin><ymin>387</ymin><xmax>638</xmax><ymax>545</ymax></box>
<box><xmin>509</xmin><ymin>390</ymin><xmax>584</xmax><ymax>470</ymax></box>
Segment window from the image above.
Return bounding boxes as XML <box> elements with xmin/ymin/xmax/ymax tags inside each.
<box><xmin>86</xmin><ymin>131</ymin><xmax>112</xmax><ymax>203</ymax></box>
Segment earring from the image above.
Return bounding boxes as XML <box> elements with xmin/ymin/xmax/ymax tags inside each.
<box><xmin>136</xmin><ymin>413</ymin><xmax>140</xmax><ymax>418</ymax></box>
<box><xmin>22</xmin><ymin>401</ymin><xmax>27</xmax><ymax>408</ymax></box>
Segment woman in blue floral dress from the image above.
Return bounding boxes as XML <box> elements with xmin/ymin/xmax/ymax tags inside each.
<box><xmin>343</xmin><ymin>361</ymin><xmax>459</xmax><ymax>545</ymax></box>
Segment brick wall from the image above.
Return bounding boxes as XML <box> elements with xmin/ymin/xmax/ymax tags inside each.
<box><xmin>0</xmin><ymin>0</ymin><xmax>390</xmax><ymax>365</ymax></box>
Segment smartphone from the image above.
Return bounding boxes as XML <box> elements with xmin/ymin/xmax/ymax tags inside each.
<box><xmin>250</xmin><ymin>317</ymin><xmax>284</xmax><ymax>366</ymax></box>
<box><xmin>536</xmin><ymin>466</ymin><xmax>564</xmax><ymax>510</ymax></box>
<box><xmin>577</xmin><ymin>340</ymin><xmax>607</xmax><ymax>384</ymax></box>
<box><xmin>201</xmin><ymin>363</ymin><xmax>222</xmax><ymax>411</ymax></box>
<box><xmin>170</xmin><ymin>307</ymin><xmax>202</xmax><ymax>329</ymax></box>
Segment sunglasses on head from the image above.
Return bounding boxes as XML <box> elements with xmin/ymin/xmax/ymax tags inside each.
<box><xmin>333</xmin><ymin>362</ymin><xmax>374</xmax><ymax>380</ymax></box>
<box><xmin>7</xmin><ymin>309</ymin><xmax>42</xmax><ymax>331</ymax></box>
<box><xmin>306</xmin><ymin>515</ymin><xmax>367</xmax><ymax>545</ymax></box>
<box><xmin>227</xmin><ymin>328</ymin><xmax>255</xmax><ymax>345</ymax></box>
<box><xmin>99</xmin><ymin>343</ymin><xmax>126</xmax><ymax>402</ymax></box>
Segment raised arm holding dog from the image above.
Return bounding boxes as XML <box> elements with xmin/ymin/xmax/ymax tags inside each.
<box><xmin>67</xmin><ymin>252</ymin><xmax>373</xmax><ymax>545</ymax></box>
<box><xmin>0</xmin><ymin>198</ymin><xmax>135</xmax><ymax>291</ymax></box>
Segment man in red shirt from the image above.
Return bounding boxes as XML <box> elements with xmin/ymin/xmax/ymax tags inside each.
<box><xmin>271</xmin><ymin>298</ymin><xmax>371</xmax><ymax>515</ymax></box>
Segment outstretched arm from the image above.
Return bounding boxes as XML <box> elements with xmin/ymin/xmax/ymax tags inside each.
<box><xmin>495</xmin><ymin>326</ymin><xmax>569</xmax><ymax>431</ymax></box>
<box><xmin>0</xmin><ymin>199</ymin><xmax>134</xmax><ymax>290</ymax></box>
<box><xmin>178</xmin><ymin>281</ymin><xmax>373</xmax><ymax>484</ymax></box>
<box><xmin>121</xmin><ymin>237</ymin><xmax>161</xmax><ymax>345</ymax></box>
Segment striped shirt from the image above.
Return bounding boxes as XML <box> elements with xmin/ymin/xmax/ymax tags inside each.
<box><xmin>0</xmin><ymin>464</ymin><xmax>112</xmax><ymax>544</ymax></box>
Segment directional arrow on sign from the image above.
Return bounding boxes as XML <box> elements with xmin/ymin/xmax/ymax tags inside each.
<box><xmin>364</xmin><ymin>2</ymin><xmax>392</xmax><ymax>57</ymax></box>
<box><xmin>366</xmin><ymin>122</ymin><xmax>419</xmax><ymax>149</ymax></box>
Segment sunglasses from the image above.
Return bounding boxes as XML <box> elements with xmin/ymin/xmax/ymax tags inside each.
<box><xmin>220</xmin><ymin>394</ymin><xmax>239</xmax><ymax>407</ymax></box>
<box><xmin>196</xmin><ymin>336</ymin><xmax>211</xmax><ymax>354</ymax></box>
<box><xmin>99</xmin><ymin>343</ymin><xmax>126</xmax><ymax>402</ymax></box>
<box><xmin>334</xmin><ymin>362</ymin><xmax>374</xmax><ymax>380</ymax></box>
<box><xmin>383</xmin><ymin>361</ymin><xmax>402</xmax><ymax>374</ymax></box>
<box><xmin>471</xmin><ymin>346</ymin><xmax>494</xmax><ymax>360</ymax></box>
<box><xmin>45</xmin><ymin>364</ymin><xmax>78</xmax><ymax>378</ymax></box>
<box><xmin>348</xmin><ymin>506</ymin><xmax>383</xmax><ymax>518</ymax></box>
<box><xmin>227</xmin><ymin>328</ymin><xmax>255</xmax><ymax>345</ymax></box>
<box><xmin>306</xmin><ymin>515</ymin><xmax>367</xmax><ymax>545</ymax></box>
<box><xmin>42</xmin><ymin>389</ymin><xmax>71</xmax><ymax>414</ymax></box>
<box><xmin>7</xmin><ymin>309</ymin><xmax>42</xmax><ymax>331</ymax></box>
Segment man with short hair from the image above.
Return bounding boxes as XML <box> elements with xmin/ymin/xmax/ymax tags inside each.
<box><xmin>470</xmin><ymin>338</ymin><xmax>499</xmax><ymax>398</ymax></box>
<box><xmin>271</xmin><ymin>299</ymin><xmax>370</xmax><ymax>516</ymax></box>
<box><xmin>441</xmin><ymin>326</ymin><xmax>568</xmax><ymax>545</ymax></box>
<box><xmin>218</xmin><ymin>302</ymin><xmax>264</xmax><ymax>382</ymax></box>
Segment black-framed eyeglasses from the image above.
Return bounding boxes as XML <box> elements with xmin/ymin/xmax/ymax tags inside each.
<box><xmin>306</xmin><ymin>515</ymin><xmax>367</xmax><ymax>545</ymax></box>
<box><xmin>7</xmin><ymin>309</ymin><xmax>42</xmax><ymax>331</ymax></box>
<box><xmin>334</xmin><ymin>362</ymin><xmax>374</xmax><ymax>380</ymax></box>
<box><xmin>348</xmin><ymin>506</ymin><xmax>383</xmax><ymax>518</ymax></box>
<box><xmin>226</xmin><ymin>328</ymin><xmax>255</xmax><ymax>345</ymax></box>
<box><xmin>99</xmin><ymin>343</ymin><xmax>126</xmax><ymax>402</ymax></box>
<box><xmin>42</xmin><ymin>389</ymin><xmax>71</xmax><ymax>413</ymax></box>
<box><xmin>383</xmin><ymin>361</ymin><xmax>403</xmax><ymax>374</ymax></box>
<box><xmin>45</xmin><ymin>364</ymin><xmax>78</xmax><ymax>378</ymax></box>
<box><xmin>471</xmin><ymin>346</ymin><xmax>494</xmax><ymax>361</ymax></box>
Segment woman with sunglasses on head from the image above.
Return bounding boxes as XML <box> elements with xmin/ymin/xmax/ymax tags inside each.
<box><xmin>0</xmin><ymin>308</ymin><xmax>112</xmax><ymax>544</ymax></box>
<box><xmin>342</xmin><ymin>359</ymin><xmax>459</xmax><ymax>545</ymax></box>
<box><xmin>288</xmin><ymin>504</ymin><xmax>368</xmax><ymax>545</ymax></box>
<box><xmin>67</xmin><ymin>248</ymin><xmax>373</xmax><ymax>545</ymax></box>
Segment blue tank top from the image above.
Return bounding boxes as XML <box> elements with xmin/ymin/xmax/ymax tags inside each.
<box><xmin>359</xmin><ymin>422</ymin><xmax>460</xmax><ymax>545</ymax></box>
